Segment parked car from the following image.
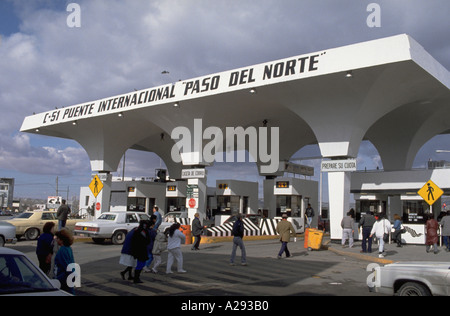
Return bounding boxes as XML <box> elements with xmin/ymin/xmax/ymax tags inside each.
<box><xmin>369</xmin><ymin>262</ymin><xmax>450</xmax><ymax>296</ymax></box>
<box><xmin>0</xmin><ymin>247</ymin><xmax>71</xmax><ymax>296</ymax></box>
<box><xmin>0</xmin><ymin>222</ymin><xmax>17</xmax><ymax>247</ymax></box>
<box><xmin>74</xmin><ymin>212</ymin><xmax>151</xmax><ymax>245</ymax></box>
<box><xmin>5</xmin><ymin>211</ymin><xmax>85</xmax><ymax>241</ymax></box>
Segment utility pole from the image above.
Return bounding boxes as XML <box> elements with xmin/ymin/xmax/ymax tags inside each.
<box><xmin>56</xmin><ymin>176</ymin><xmax>59</xmax><ymax>196</ymax></box>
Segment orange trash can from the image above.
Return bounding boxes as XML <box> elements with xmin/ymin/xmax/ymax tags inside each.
<box><xmin>304</xmin><ymin>228</ymin><xmax>310</xmax><ymax>249</ymax></box>
<box><xmin>307</xmin><ymin>228</ymin><xmax>324</xmax><ymax>251</ymax></box>
<box><xmin>180</xmin><ymin>225</ymin><xmax>192</xmax><ymax>245</ymax></box>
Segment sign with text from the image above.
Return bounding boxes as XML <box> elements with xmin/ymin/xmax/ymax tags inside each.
<box><xmin>321</xmin><ymin>159</ymin><xmax>357</xmax><ymax>172</ymax></box>
<box><xmin>181</xmin><ymin>168</ymin><xmax>206</xmax><ymax>179</ymax></box>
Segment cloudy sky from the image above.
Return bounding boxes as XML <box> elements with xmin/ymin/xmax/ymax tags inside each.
<box><xmin>0</xmin><ymin>0</ymin><xmax>449</xmax><ymax>200</ymax></box>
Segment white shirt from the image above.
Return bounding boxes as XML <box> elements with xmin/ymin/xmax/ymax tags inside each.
<box><xmin>371</xmin><ymin>219</ymin><xmax>391</xmax><ymax>237</ymax></box>
<box><xmin>167</xmin><ymin>229</ymin><xmax>186</xmax><ymax>250</ymax></box>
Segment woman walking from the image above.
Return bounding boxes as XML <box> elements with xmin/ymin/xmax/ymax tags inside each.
<box><xmin>370</xmin><ymin>214</ymin><xmax>391</xmax><ymax>258</ymax></box>
<box><xmin>151</xmin><ymin>228</ymin><xmax>168</xmax><ymax>273</ymax></box>
<box><xmin>425</xmin><ymin>214</ymin><xmax>440</xmax><ymax>254</ymax></box>
<box><xmin>36</xmin><ymin>222</ymin><xmax>55</xmax><ymax>276</ymax></box>
<box><xmin>130</xmin><ymin>220</ymin><xmax>151</xmax><ymax>283</ymax></box>
<box><xmin>166</xmin><ymin>223</ymin><xmax>186</xmax><ymax>274</ymax></box>
<box><xmin>392</xmin><ymin>214</ymin><xmax>403</xmax><ymax>248</ymax></box>
<box><xmin>54</xmin><ymin>228</ymin><xmax>75</xmax><ymax>294</ymax></box>
<box><xmin>119</xmin><ymin>227</ymin><xmax>137</xmax><ymax>281</ymax></box>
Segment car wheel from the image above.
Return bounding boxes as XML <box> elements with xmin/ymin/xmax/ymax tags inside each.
<box><xmin>0</xmin><ymin>236</ymin><xmax>5</xmax><ymax>247</ymax></box>
<box><xmin>112</xmin><ymin>231</ymin><xmax>126</xmax><ymax>245</ymax></box>
<box><xmin>398</xmin><ymin>282</ymin><xmax>432</xmax><ymax>296</ymax></box>
<box><xmin>25</xmin><ymin>228</ymin><xmax>40</xmax><ymax>240</ymax></box>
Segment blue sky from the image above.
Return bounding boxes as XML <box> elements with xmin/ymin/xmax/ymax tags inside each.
<box><xmin>0</xmin><ymin>0</ymin><xmax>449</xmax><ymax>201</ymax></box>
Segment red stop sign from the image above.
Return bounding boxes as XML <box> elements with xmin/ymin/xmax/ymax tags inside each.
<box><xmin>96</xmin><ymin>202</ymin><xmax>101</xmax><ymax>211</ymax></box>
<box><xmin>188</xmin><ymin>198</ymin><xmax>196</xmax><ymax>208</ymax></box>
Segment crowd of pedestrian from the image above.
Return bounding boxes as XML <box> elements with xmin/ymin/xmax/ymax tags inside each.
<box><xmin>356</xmin><ymin>209</ymin><xmax>450</xmax><ymax>258</ymax></box>
<box><xmin>35</xmin><ymin>201</ymin><xmax>77</xmax><ymax>294</ymax></box>
<box><xmin>35</xmin><ymin>204</ymin><xmax>450</xmax><ymax>294</ymax></box>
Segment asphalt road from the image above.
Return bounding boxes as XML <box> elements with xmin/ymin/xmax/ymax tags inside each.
<box><xmin>7</xmin><ymin>238</ymin><xmax>385</xmax><ymax>297</ymax></box>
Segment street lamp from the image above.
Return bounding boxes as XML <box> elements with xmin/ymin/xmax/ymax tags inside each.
<box><xmin>436</xmin><ymin>150</ymin><xmax>450</xmax><ymax>153</ymax></box>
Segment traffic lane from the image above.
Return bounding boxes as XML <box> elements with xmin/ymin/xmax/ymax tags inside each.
<box><xmin>6</xmin><ymin>239</ymin><xmax>385</xmax><ymax>296</ymax></box>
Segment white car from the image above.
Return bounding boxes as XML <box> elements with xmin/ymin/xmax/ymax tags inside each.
<box><xmin>74</xmin><ymin>212</ymin><xmax>151</xmax><ymax>245</ymax></box>
<box><xmin>369</xmin><ymin>262</ymin><xmax>450</xmax><ymax>296</ymax></box>
<box><xmin>0</xmin><ymin>222</ymin><xmax>17</xmax><ymax>247</ymax></box>
<box><xmin>0</xmin><ymin>247</ymin><xmax>71</xmax><ymax>296</ymax></box>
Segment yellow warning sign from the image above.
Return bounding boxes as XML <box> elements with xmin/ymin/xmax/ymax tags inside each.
<box><xmin>417</xmin><ymin>180</ymin><xmax>443</xmax><ymax>206</ymax></box>
<box><xmin>89</xmin><ymin>175</ymin><xmax>103</xmax><ymax>198</ymax></box>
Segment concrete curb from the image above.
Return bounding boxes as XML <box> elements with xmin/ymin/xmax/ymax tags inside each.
<box><xmin>327</xmin><ymin>246</ymin><xmax>394</xmax><ymax>265</ymax></box>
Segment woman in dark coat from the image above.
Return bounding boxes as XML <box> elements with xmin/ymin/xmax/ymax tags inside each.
<box><xmin>425</xmin><ymin>214</ymin><xmax>439</xmax><ymax>254</ymax></box>
<box><xmin>130</xmin><ymin>220</ymin><xmax>151</xmax><ymax>283</ymax></box>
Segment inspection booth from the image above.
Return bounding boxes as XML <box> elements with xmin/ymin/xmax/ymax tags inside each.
<box><xmin>264</xmin><ymin>177</ymin><xmax>318</xmax><ymax>233</ymax></box>
<box><xmin>213</xmin><ymin>180</ymin><xmax>258</xmax><ymax>226</ymax></box>
<box><xmin>354</xmin><ymin>193</ymin><xmax>388</xmax><ymax>241</ymax></box>
<box><xmin>79</xmin><ymin>177</ymin><xmax>167</xmax><ymax>218</ymax></box>
<box><xmin>352</xmin><ymin>168</ymin><xmax>450</xmax><ymax>245</ymax></box>
<box><xmin>166</xmin><ymin>181</ymin><xmax>187</xmax><ymax>214</ymax></box>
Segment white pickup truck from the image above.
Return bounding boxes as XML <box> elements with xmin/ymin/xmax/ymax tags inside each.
<box><xmin>369</xmin><ymin>262</ymin><xmax>450</xmax><ymax>296</ymax></box>
<box><xmin>74</xmin><ymin>212</ymin><xmax>151</xmax><ymax>245</ymax></box>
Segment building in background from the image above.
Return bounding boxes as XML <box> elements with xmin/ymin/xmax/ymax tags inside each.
<box><xmin>0</xmin><ymin>178</ymin><xmax>15</xmax><ymax>211</ymax></box>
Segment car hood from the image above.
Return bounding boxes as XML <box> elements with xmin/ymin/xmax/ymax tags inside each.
<box><xmin>0</xmin><ymin>221</ymin><xmax>15</xmax><ymax>227</ymax></box>
<box><xmin>385</xmin><ymin>262</ymin><xmax>450</xmax><ymax>270</ymax></box>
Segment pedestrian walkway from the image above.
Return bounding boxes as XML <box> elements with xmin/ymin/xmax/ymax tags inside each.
<box><xmin>327</xmin><ymin>237</ymin><xmax>450</xmax><ymax>265</ymax></box>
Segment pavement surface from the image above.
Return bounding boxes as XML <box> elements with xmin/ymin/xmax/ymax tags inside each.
<box><xmin>5</xmin><ymin>233</ymin><xmax>449</xmax><ymax>297</ymax></box>
<box><xmin>328</xmin><ymin>238</ymin><xmax>450</xmax><ymax>265</ymax></box>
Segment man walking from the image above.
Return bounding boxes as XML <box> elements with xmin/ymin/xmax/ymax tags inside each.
<box><xmin>153</xmin><ymin>206</ymin><xmax>162</xmax><ymax>230</ymax></box>
<box><xmin>276</xmin><ymin>214</ymin><xmax>296</xmax><ymax>259</ymax></box>
<box><xmin>230</xmin><ymin>213</ymin><xmax>247</xmax><ymax>266</ymax></box>
<box><xmin>440</xmin><ymin>211</ymin><xmax>450</xmax><ymax>252</ymax></box>
<box><xmin>305</xmin><ymin>204</ymin><xmax>315</xmax><ymax>228</ymax></box>
<box><xmin>191</xmin><ymin>213</ymin><xmax>203</xmax><ymax>251</ymax></box>
<box><xmin>56</xmin><ymin>199</ymin><xmax>71</xmax><ymax>231</ymax></box>
<box><xmin>359</xmin><ymin>211</ymin><xmax>375</xmax><ymax>253</ymax></box>
<box><xmin>341</xmin><ymin>210</ymin><xmax>355</xmax><ymax>248</ymax></box>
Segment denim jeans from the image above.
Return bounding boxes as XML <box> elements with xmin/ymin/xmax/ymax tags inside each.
<box><xmin>361</xmin><ymin>227</ymin><xmax>373</xmax><ymax>253</ymax></box>
<box><xmin>278</xmin><ymin>241</ymin><xmax>291</xmax><ymax>257</ymax></box>
<box><xmin>230</xmin><ymin>237</ymin><xmax>246</xmax><ymax>264</ymax></box>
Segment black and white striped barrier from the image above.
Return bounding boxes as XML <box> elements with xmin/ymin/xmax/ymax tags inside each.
<box><xmin>206</xmin><ymin>218</ymin><xmax>304</xmax><ymax>237</ymax></box>
<box><xmin>206</xmin><ymin>218</ymin><xmax>261</xmax><ymax>237</ymax></box>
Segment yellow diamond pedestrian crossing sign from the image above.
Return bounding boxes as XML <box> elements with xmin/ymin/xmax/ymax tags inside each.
<box><xmin>418</xmin><ymin>180</ymin><xmax>443</xmax><ymax>206</ymax></box>
<box><xmin>89</xmin><ymin>175</ymin><xmax>103</xmax><ymax>198</ymax></box>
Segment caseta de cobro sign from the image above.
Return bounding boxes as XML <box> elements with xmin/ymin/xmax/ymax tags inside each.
<box><xmin>34</xmin><ymin>51</ymin><xmax>325</xmax><ymax>127</ymax></box>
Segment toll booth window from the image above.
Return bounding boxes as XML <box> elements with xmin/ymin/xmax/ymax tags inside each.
<box><xmin>402</xmin><ymin>200</ymin><xmax>427</xmax><ymax>224</ymax></box>
<box><xmin>127</xmin><ymin>197</ymin><xmax>146</xmax><ymax>212</ymax></box>
<box><xmin>276</xmin><ymin>195</ymin><xmax>301</xmax><ymax>217</ymax></box>
<box><xmin>217</xmin><ymin>196</ymin><xmax>240</xmax><ymax>215</ymax></box>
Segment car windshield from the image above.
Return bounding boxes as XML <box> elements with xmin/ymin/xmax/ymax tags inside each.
<box><xmin>98</xmin><ymin>214</ymin><xmax>116</xmax><ymax>221</ymax></box>
<box><xmin>0</xmin><ymin>254</ymin><xmax>56</xmax><ymax>294</ymax></box>
<box><xmin>139</xmin><ymin>214</ymin><xmax>150</xmax><ymax>221</ymax></box>
<box><xmin>15</xmin><ymin>213</ymin><xmax>33</xmax><ymax>219</ymax></box>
